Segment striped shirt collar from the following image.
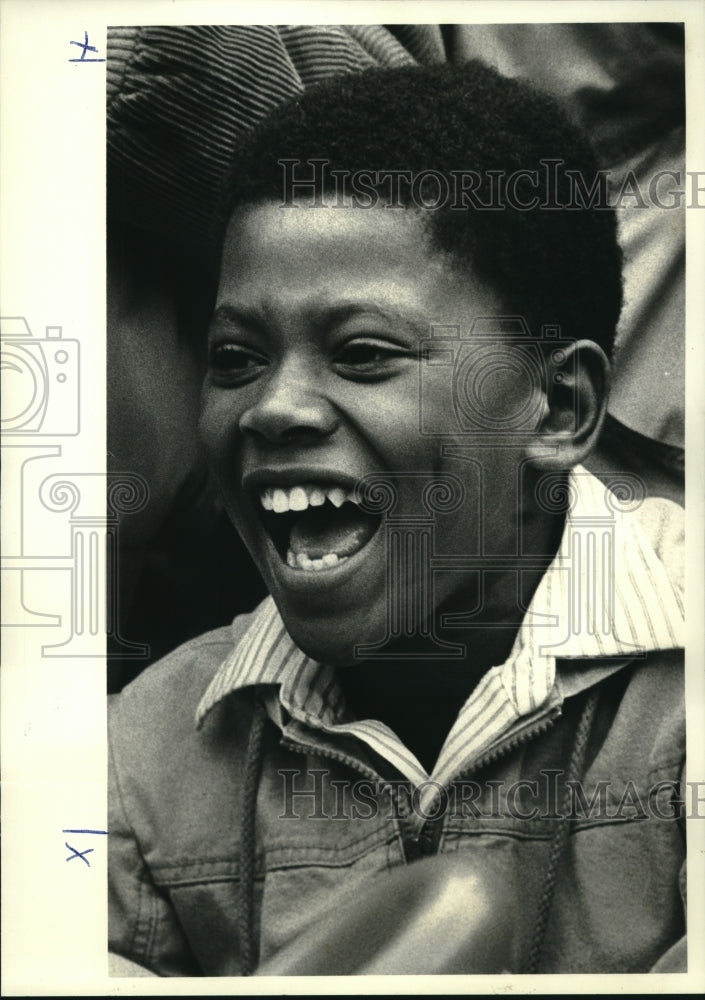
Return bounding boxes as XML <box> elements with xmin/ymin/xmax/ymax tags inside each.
<box><xmin>196</xmin><ymin>466</ymin><xmax>684</xmax><ymax>791</ymax></box>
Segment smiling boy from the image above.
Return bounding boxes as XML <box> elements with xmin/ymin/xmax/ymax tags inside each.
<box><xmin>109</xmin><ymin>63</ymin><xmax>686</xmax><ymax>975</ymax></box>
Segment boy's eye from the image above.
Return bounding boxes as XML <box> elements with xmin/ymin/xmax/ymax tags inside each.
<box><xmin>333</xmin><ymin>339</ymin><xmax>409</xmax><ymax>379</ymax></box>
<box><xmin>208</xmin><ymin>343</ymin><xmax>268</xmax><ymax>384</ymax></box>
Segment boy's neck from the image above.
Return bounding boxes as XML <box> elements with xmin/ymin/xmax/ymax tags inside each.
<box><xmin>336</xmin><ymin>501</ymin><xmax>567</xmax><ymax>773</ymax></box>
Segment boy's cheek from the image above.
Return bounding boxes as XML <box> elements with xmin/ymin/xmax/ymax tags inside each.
<box><xmin>198</xmin><ymin>393</ymin><xmax>241</xmax><ymax>470</ymax></box>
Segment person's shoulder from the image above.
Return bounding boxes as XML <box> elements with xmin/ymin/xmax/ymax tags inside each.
<box><xmin>109</xmin><ymin>603</ymin><xmax>263</xmax><ymax>750</ymax></box>
<box><xmin>109</xmin><ymin>605</ymin><xmax>270</xmax><ymax>849</ymax></box>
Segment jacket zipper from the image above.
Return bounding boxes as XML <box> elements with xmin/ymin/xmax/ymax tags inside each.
<box><xmin>459</xmin><ymin>707</ymin><xmax>561</xmax><ymax>779</ymax></box>
<box><xmin>279</xmin><ymin>735</ymin><xmax>382</xmax><ymax>783</ymax></box>
<box><xmin>279</xmin><ymin>706</ymin><xmax>561</xmax><ymax>863</ymax></box>
<box><xmin>408</xmin><ymin>709</ymin><xmax>562</xmax><ymax>861</ymax></box>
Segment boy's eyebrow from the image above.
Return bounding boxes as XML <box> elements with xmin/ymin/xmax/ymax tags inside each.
<box><xmin>211</xmin><ymin>301</ymin><xmax>430</xmax><ymax>338</ymax></box>
<box><xmin>320</xmin><ymin>302</ymin><xmax>429</xmax><ymax>336</ymax></box>
<box><xmin>211</xmin><ymin>303</ymin><xmax>267</xmax><ymax>333</ymax></box>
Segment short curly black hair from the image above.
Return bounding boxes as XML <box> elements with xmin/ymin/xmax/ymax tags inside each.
<box><xmin>224</xmin><ymin>61</ymin><xmax>623</xmax><ymax>357</ymax></box>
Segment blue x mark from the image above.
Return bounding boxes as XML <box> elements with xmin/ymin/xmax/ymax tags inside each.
<box><xmin>65</xmin><ymin>842</ymin><xmax>94</xmax><ymax>866</ymax></box>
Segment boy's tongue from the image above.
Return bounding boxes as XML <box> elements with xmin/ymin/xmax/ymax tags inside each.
<box><xmin>289</xmin><ymin>503</ymin><xmax>377</xmax><ymax>559</ymax></box>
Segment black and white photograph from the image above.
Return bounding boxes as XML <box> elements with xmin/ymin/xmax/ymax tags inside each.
<box><xmin>2</xmin><ymin>2</ymin><xmax>704</xmax><ymax>994</ymax></box>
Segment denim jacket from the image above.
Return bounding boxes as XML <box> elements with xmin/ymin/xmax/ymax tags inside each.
<box><xmin>109</xmin><ymin>633</ymin><xmax>685</xmax><ymax>975</ymax></box>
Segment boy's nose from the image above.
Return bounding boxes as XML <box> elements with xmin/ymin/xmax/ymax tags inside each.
<box><xmin>239</xmin><ymin>368</ymin><xmax>339</xmax><ymax>443</ymax></box>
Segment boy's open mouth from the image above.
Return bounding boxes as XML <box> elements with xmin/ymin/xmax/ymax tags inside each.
<box><xmin>256</xmin><ymin>484</ymin><xmax>381</xmax><ymax>572</ymax></box>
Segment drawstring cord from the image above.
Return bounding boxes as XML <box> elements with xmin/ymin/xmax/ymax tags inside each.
<box><xmin>238</xmin><ymin>703</ymin><xmax>267</xmax><ymax>976</ymax></box>
<box><xmin>526</xmin><ymin>688</ymin><xmax>600</xmax><ymax>973</ymax></box>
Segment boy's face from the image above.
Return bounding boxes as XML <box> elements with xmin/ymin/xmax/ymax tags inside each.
<box><xmin>200</xmin><ymin>201</ymin><xmax>546</xmax><ymax>666</ymax></box>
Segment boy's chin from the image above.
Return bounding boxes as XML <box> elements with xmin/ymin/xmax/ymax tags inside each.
<box><xmin>279</xmin><ymin>604</ymin><xmax>391</xmax><ymax>670</ymax></box>
<box><xmin>266</xmin><ymin>556</ymin><xmax>392</xmax><ymax>668</ymax></box>
<box><xmin>283</xmin><ymin>615</ymin><xmax>365</xmax><ymax>669</ymax></box>
<box><xmin>279</xmin><ymin>603</ymin><xmax>456</xmax><ymax>670</ymax></box>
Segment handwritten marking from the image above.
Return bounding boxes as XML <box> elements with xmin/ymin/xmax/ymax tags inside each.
<box><xmin>65</xmin><ymin>842</ymin><xmax>94</xmax><ymax>866</ymax></box>
<box><xmin>63</xmin><ymin>829</ymin><xmax>107</xmax><ymax>867</ymax></box>
<box><xmin>62</xmin><ymin>828</ymin><xmax>108</xmax><ymax>835</ymax></box>
<box><xmin>69</xmin><ymin>31</ymin><xmax>106</xmax><ymax>63</ymax></box>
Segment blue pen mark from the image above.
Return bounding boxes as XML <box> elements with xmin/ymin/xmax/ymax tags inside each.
<box><xmin>62</xmin><ymin>828</ymin><xmax>108</xmax><ymax>835</ymax></box>
<box><xmin>65</xmin><ymin>842</ymin><xmax>94</xmax><ymax>866</ymax></box>
<box><xmin>63</xmin><ymin>829</ymin><xmax>107</xmax><ymax>867</ymax></box>
<box><xmin>69</xmin><ymin>31</ymin><xmax>106</xmax><ymax>63</ymax></box>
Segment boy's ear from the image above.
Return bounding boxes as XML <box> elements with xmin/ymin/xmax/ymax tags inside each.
<box><xmin>526</xmin><ymin>339</ymin><xmax>610</xmax><ymax>470</ymax></box>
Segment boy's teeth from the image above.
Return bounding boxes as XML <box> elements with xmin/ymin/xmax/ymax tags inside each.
<box><xmin>288</xmin><ymin>486</ymin><xmax>308</xmax><ymax>511</ymax></box>
<box><xmin>259</xmin><ymin>483</ymin><xmax>358</xmax><ymax>512</ymax></box>
<box><xmin>327</xmin><ymin>488</ymin><xmax>346</xmax><ymax>508</ymax></box>
<box><xmin>287</xmin><ymin>548</ymin><xmax>348</xmax><ymax>572</ymax></box>
<box><xmin>272</xmin><ymin>488</ymin><xmax>289</xmax><ymax>513</ymax></box>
